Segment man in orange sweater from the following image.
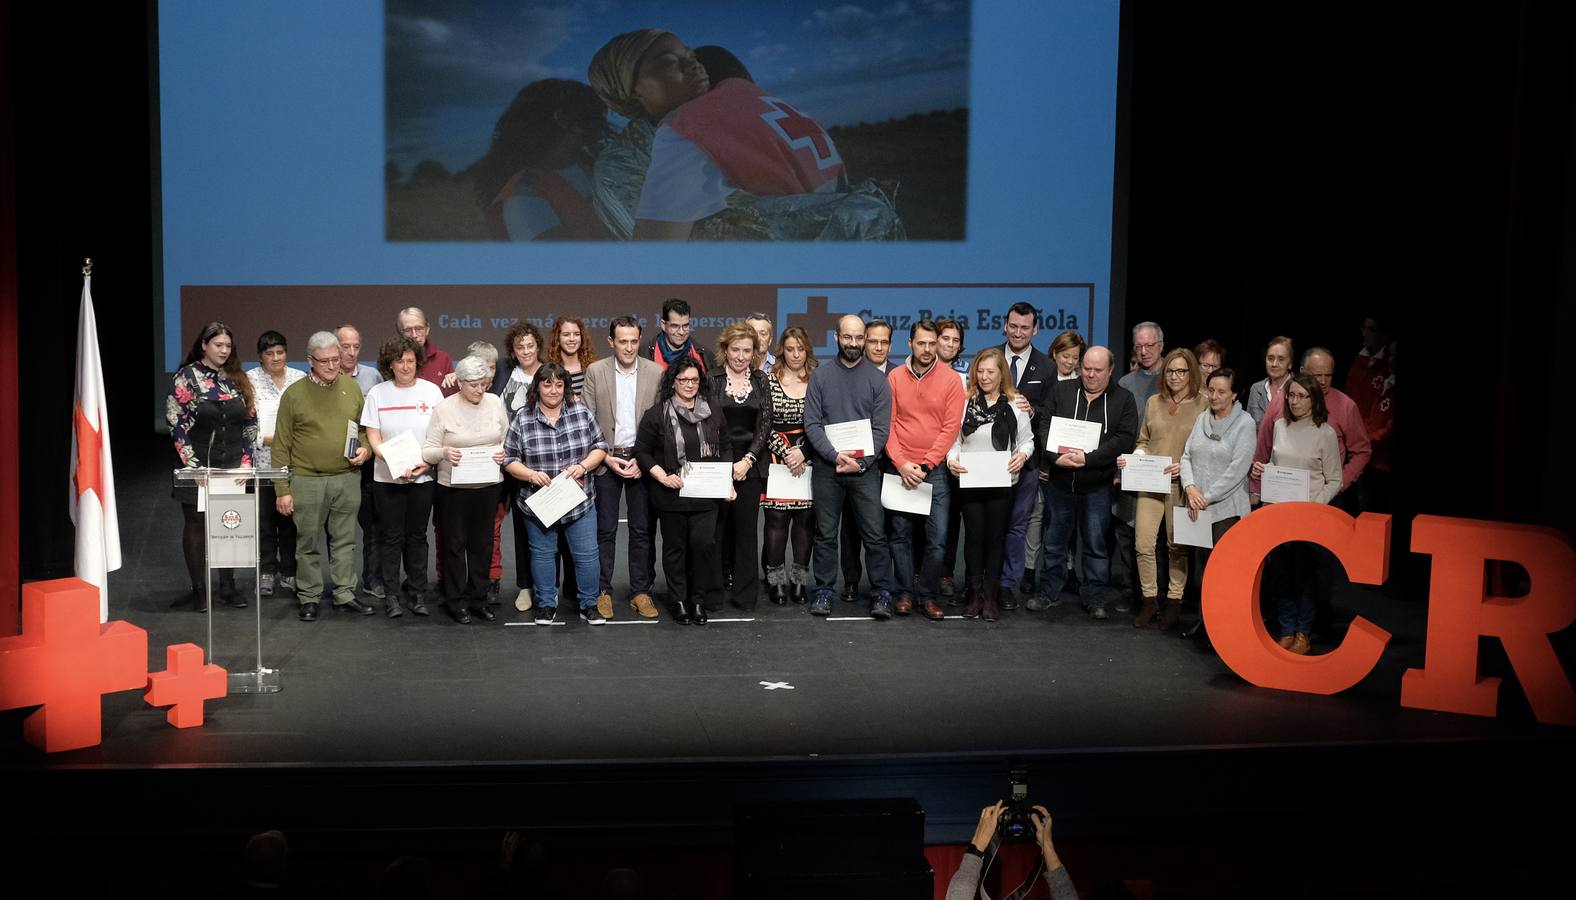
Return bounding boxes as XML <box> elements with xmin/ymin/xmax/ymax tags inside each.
<box><xmin>886</xmin><ymin>320</ymin><xmax>966</xmax><ymax>620</ymax></box>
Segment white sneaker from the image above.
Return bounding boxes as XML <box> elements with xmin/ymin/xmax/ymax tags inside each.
<box><xmin>514</xmin><ymin>588</ymin><xmax>533</xmax><ymax>612</ymax></box>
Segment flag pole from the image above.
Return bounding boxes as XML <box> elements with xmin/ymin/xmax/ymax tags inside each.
<box><xmin>82</xmin><ymin>257</ymin><xmax>92</xmax><ymax>277</ymax></box>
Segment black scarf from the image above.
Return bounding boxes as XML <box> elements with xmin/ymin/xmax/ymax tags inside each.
<box><xmin>961</xmin><ymin>393</ymin><xmax>1016</xmax><ymax>452</ymax></box>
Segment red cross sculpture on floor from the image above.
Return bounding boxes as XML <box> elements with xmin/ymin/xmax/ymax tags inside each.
<box><xmin>0</xmin><ymin>578</ymin><xmax>147</xmax><ymax>752</ymax></box>
<box><xmin>145</xmin><ymin>643</ymin><xmax>227</xmax><ymax>728</ymax></box>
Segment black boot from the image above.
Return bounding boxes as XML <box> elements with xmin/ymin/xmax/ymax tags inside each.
<box><xmin>765</xmin><ymin>565</ymin><xmax>789</xmax><ymax>605</ymax></box>
<box><xmin>674</xmin><ymin>599</ymin><xmax>692</xmax><ymax>625</ymax></box>
<box><xmin>690</xmin><ymin>598</ymin><xmax>709</xmax><ymax>626</ymax></box>
<box><xmin>789</xmin><ymin>563</ymin><xmax>811</xmax><ymax>604</ymax></box>
<box><xmin>962</xmin><ymin>576</ymin><xmax>984</xmax><ymax>618</ymax></box>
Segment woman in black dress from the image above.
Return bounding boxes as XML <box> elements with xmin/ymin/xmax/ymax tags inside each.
<box><xmin>708</xmin><ymin>321</ymin><xmax>771</xmax><ymax>610</ymax></box>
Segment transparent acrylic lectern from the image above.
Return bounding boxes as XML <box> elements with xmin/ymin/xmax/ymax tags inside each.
<box><xmin>173</xmin><ymin>465</ymin><xmax>289</xmax><ymax>693</ymax></box>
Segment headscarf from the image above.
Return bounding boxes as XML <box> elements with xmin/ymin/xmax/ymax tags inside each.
<box><xmin>588</xmin><ymin>28</ymin><xmax>672</xmax><ymax>120</ymax></box>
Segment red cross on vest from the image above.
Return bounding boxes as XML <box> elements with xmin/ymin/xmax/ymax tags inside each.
<box><xmin>667</xmin><ymin>79</ymin><xmax>845</xmax><ymax>197</ymax></box>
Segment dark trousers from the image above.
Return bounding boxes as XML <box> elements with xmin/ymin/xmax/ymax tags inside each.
<box><xmin>1001</xmin><ymin>470</ymin><xmax>1038</xmax><ymax>587</ymax></box>
<box><xmin>257</xmin><ymin>483</ymin><xmax>297</xmax><ymax>578</ymax></box>
<box><xmin>373</xmin><ymin>480</ymin><xmax>433</xmax><ymax>600</ymax></box>
<box><xmin>179</xmin><ymin>502</ymin><xmax>235</xmax><ymax>596</ymax></box>
<box><xmin>436</xmin><ymin>483</ymin><xmax>500</xmax><ymax>607</ymax></box>
<box><xmin>594</xmin><ymin>467</ymin><xmax>655</xmax><ymax>595</ymax></box>
<box><xmin>813</xmin><ymin>464</ymin><xmax>895</xmax><ymax>596</ymax></box>
<box><xmin>658</xmin><ymin>504</ymin><xmax>722</xmax><ymax>610</ymax></box>
<box><xmin>960</xmin><ymin>485</ymin><xmax>1014</xmax><ymax>586</ymax></box>
<box><xmin>717</xmin><ymin>476</ymin><xmax>763</xmax><ymax>607</ymax></box>
<box><xmin>942</xmin><ymin>473</ymin><xmax>962</xmax><ymax>577</ymax></box>
<box><xmin>839</xmin><ymin>493</ymin><xmax>865</xmax><ymax>591</ymax></box>
<box><xmin>358</xmin><ymin>462</ymin><xmax>382</xmax><ymax>589</ymax></box>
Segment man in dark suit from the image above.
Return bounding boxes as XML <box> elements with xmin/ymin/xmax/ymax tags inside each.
<box><xmin>998</xmin><ymin>302</ymin><xmax>1055</xmax><ymax>609</ymax></box>
<box><xmin>583</xmin><ymin>316</ymin><xmax>664</xmax><ymax>619</ymax></box>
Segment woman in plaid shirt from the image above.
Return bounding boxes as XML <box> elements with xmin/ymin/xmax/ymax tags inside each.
<box><xmin>502</xmin><ymin>362</ymin><xmax>610</xmax><ymax>625</ymax></box>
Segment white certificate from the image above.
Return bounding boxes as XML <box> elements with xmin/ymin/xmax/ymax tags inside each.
<box><xmin>525</xmin><ymin>473</ymin><xmax>589</xmax><ymax>528</ymax></box>
<box><xmin>1173</xmin><ymin>506</ymin><xmax>1215</xmax><ymax>548</ymax></box>
<box><xmin>1261</xmin><ymin>464</ymin><xmax>1311</xmax><ymax>504</ymax></box>
<box><xmin>258</xmin><ymin>407</ymin><xmax>278</xmax><ymax>439</ymax></box>
<box><xmin>825</xmin><ymin>418</ymin><xmax>876</xmax><ymax>458</ymax></box>
<box><xmin>766</xmin><ymin>463</ymin><xmax>813</xmax><ymax>501</ymax></box>
<box><xmin>1047</xmin><ymin>416</ymin><xmax>1102</xmax><ymax>453</ymax></box>
<box><xmin>678</xmin><ymin>461</ymin><xmax>733</xmax><ymax>499</ymax></box>
<box><xmin>881</xmin><ymin>473</ymin><xmax>934</xmax><ymax>514</ymax></box>
<box><xmin>1121</xmin><ymin>454</ymin><xmax>1173</xmax><ymax>493</ymax></box>
<box><xmin>450</xmin><ymin>445</ymin><xmax>501</xmax><ymax>485</ymax></box>
<box><xmin>958</xmin><ymin>451</ymin><xmax>1012</xmax><ymax>489</ymax></box>
<box><xmin>377</xmin><ymin>430</ymin><xmax>422</xmax><ymax>480</ymax></box>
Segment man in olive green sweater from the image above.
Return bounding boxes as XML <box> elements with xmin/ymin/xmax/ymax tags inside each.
<box><xmin>272</xmin><ymin>331</ymin><xmax>372</xmax><ymax>621</ymax></box>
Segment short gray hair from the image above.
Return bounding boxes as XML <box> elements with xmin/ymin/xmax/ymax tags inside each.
<box><xmin>1132</xmin><ymin>321</ymin><xmax>1164</xmax><ymax>342</ymax></box>
<box><xmin>306</xmin><ymin>331</ymin><xmax>339</xmax><ymax>355</ymax></box>
<box><xmin>455</xmin><ymin>355</ymin><xmax>491</xmax><ymax>382</ymax></box>
<box><xmin>397</xmin><ymin>307</ymin><xmax>427</xmax><ymax>329</ymax></box>
<box><xmin>467</xmin><ymin>341</ymin><xmax>498</xmax><ymax>363</ymax></box>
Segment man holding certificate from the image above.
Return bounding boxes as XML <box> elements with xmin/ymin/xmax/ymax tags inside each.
<box><xmin>634</xmin><ymin>357</ymin><xmax>733</xmax><ymax>625</ymax></box>
<box><xmin>804</xmin><ymin>315</ymin><xmax>898</xmax><ymax>619</ymax></box>
<box><xmin>1031</xmin><ymin>346</ymin><xmax>1137</xmax><ymax>619</ymax></box>
<box><xmin>884</xmin><ymin>320</ymin><xmax>965</xmax><ymax>621</ymax></box>
<box><xmin>503</xmin><ymin>363</ymin><xmax>609</xmax><ymax>626</ymax></box>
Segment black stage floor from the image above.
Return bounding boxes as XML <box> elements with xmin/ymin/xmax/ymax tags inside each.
<box><xmin>5</xmin><ymin>435</ymin><xmax>1561</xmax><ymax>773</ymax></box>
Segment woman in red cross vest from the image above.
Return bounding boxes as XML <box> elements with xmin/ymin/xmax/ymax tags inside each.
<box><xmin>474</xmin><ymin>78</ymin><xmax>612</xmax><ymax>242</ymax></box>
<box><xmin>589</xmin><ymin>29</ymin><xmax>874</xmax><ymax>242</ymax></box>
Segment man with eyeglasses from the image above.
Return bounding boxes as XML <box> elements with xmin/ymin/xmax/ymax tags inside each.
<box><xmin>1111</xmin><ymin>321</ymin><xmax>1166</xmax><ymax>614</ymax></box>
<box><xmin>337</xmin><ymin>324</ymin><xmax>386</xmax><ymax>603</ymax></box>
<box><xmin>644</xmin><ymin>297</ymin><xmax>708</xmax><ymax>373</ymax></box>
<box><xmin>397</xmin><ymin>307</ymin><xmax>456</xmax><ymax>396</ymax></box>
<box><xmin>271</xmin><ymin>330</ymin><xmax>374</xmax><ymax>622</ymax></box>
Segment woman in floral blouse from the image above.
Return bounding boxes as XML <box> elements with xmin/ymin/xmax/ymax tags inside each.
<box><xmin>167</xmin><ymin>322</ymin><xmax>258</xmax><ymax>611</ymax></box>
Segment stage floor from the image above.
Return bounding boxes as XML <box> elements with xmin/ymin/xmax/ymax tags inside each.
<box><xmin>2</xmin><ymin>438</ymin><xmax>1556</xmax><ymax>768</ymax></box>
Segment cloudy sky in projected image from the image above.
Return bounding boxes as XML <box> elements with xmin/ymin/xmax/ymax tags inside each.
<box><xmin>387</xmin><ymin>0</ymin><xmax>971</xmax><ymax>172</ymax></box>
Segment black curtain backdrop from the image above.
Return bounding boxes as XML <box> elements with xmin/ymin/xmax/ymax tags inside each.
<box><xmin>8</xmin><ymin>1</ymin><xmax>1573</xmax><ymax>582</ymax></box>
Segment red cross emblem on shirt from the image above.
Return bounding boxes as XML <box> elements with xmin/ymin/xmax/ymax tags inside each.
<box><xmin>0</xmin><ymin>579</ymin><xmax>147</xmax><ymax>752</ymax></box>
<box><xmin>760</xmin><ymin>97</ymin><xmax>843</xmax><ymax>170</ymax></box>
<box><xmin>418</xmin><ymin>402</ymin><xmax>431</xmax><ymax>413</ymax></box>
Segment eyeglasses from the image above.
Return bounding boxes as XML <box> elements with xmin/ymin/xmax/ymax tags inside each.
<box><xmin>1164</xmin><ymin>368</ymin><xmax>1189</xmax><ymax>376</ymax></box>
<box><xmin>664</xmin><ymin>321</ymin><xmax>692</xmax><ymax>333</ymax></box>
<box><xmin>400</xmin><ymin>324</ymin><xmax>429</xmax><ymax>336</ymax></box>
<box><xmin>1134</xmin><ymin>341</ymin><xmax>1161</xmax><ymax>352</ymax></box>
<box><xmin>1287</xmin><ymin>391</ymin><xmax>1313</xmax><ymax>401</ymax></box>
<box><xmin>674</xmin><ymin>376</ymin><xmax>701</xmax><ymax>385</ymax></box>
<box><xmin>309</xmin><ymin>355</ymin><xmax>340</xmax><ymax>365</ymax></box>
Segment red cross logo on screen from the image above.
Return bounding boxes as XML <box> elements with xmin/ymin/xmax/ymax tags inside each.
<box><xmin>759</xmin><ymin>97</ymin><xmax>842</xmax><ymax>170</ymax></box>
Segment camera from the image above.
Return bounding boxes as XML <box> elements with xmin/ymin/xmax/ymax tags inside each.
<box><xmin>999</xmin><ymin>763</ymin><xmax>1036</xmax><ymax>844</ymax></box>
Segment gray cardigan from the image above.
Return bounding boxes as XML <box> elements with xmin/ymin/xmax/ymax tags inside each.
<box><xmin>1180</xmin><ymin>402</ymin><xmax>1256</xmax><ymax>522</ymax></box>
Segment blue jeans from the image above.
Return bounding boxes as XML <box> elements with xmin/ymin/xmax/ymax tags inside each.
<box><xmin>1037</xmin><ymin>480</ymin><xmax>1112</xmax><ymax>609</ymax></box>
<box><xmin>888</xmin><ymin>465</ymin><xmax>950</xmax><ymax>602</ymax></box>
<box><xmin>1001</xmin><ymin>471</ymin><xmax>1039</xmax><ymax>587</ymax></box>
<box><xmin>812</xmin><ymin>463</ymin><xmax>895</xmax><ymax>595</ymax></box>
<box><xmin>524</xmin><ymin>509</ymin><xmax>601</xmax><ymax>609</ymax></box>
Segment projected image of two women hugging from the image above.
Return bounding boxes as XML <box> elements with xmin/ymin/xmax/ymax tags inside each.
<box><xmin>472</xmin><ymin>30</ymin><xmax>908</xmax><ymax>243</ymax></box>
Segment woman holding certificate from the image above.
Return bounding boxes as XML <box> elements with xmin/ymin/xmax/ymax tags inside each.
<box><xmin>247</xmin><ymin>330</ymin><xmax>305</xmax><ymax>598</ymax></box>
<box><xmin>635</xmin><ymin>357</ymin><xmax>734</xmax><ymax>625</ymax></box>
<box><xmin>1119</xmin><ymin>348</ymin><xmax>1208</xmax><ymax>631</ymax></box>
<box><xmin>1178</xmin><ymin>367</ymin><xmax>1256</xmax><ymax>644</ymax></box>
<box><xmin>708</xmin><ymin>322</ymin><xmax>772</xmax><ymax>611</ymax></box>
<box><xmin>1251</xmin><ymin>374</ymin><xmax>1342</xmax><ymax>654</ymax></box>
<box><xmin>422</xmin><ymin>356</ymin><xmax>510</xmax><ymax>624</ymax></box>
<box><xmin>502</xmin><ymin>362</ymin><xmax>609</xmax><ymax>625</ymax></box>
<box><xmin>362</xmin><ymin>337</ymin><xmax>443</xmax><ymax>617</ymax></box>
<box><xmin>946</xmin><ymin>349</ymin><xmax>1034</xmax><ymax>621</ymax></box>
<box><xmin>762</xmin><ymin>327</ymin><xmax>817</xmax><ymax>605</ymax></box>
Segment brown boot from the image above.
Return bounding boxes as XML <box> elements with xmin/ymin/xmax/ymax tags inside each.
<box><xmin>962</xmin><ymin>577</ymin><xmax>984</xmax><ymax>618</ymax></box>
<box><xmin>1134</xmin><ymin>596</ymin><xmax>1159</xmax><ymax>628</ymax></box>
<box><xmin>1158</xmin><ymin>599</ymin><xmax>1182</xmax><ymax>631</ymax></box>
<box><xmin>981</xmin><ymin>580</ymin><xmax>1002</xmax><ymax>623</ymax></box>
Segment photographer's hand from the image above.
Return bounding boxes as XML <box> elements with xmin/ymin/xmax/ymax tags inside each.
<box><xmin>970</xmin><ymin>801</ymin><xmax>1005</xmax><ymax>853</ymax></box>
<box><xmin>1031</xmin><ymin>805</ymin><xmax>1063</xmax><ymax>871</ymax></box>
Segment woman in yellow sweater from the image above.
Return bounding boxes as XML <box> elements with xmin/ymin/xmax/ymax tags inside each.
<box><xmin>1119</xmin><ymin>348</ymin><xmax>1207</xmax><ymax>630</ymax></box>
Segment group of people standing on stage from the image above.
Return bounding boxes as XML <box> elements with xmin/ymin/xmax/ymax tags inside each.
<box><xmin>168</xmin><ymin>300</ymin><xmax>1394</xmax><ymax>654</ymax></box>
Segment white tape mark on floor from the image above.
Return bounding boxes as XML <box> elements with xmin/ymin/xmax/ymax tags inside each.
<box><xmin>759</xmin><ymin>681</ymin><xmax>795</xmax><ymax>690</ymax></box>
<box><xmin>504</xmin><ymin>621</ymin><xmax>566</xmax><ymax>627</ymax></box>
<box><xmin>603</xmin><ymin>619</ymin><xmax>659</xmax><ymax>626</ymax></box>
<box><xmin>824</xmin><ymin>616</ymin><xmax>879</xmax><ymax>621</ymax></box>
<box><xmin>705</xmin><ymin>617</ymin><xmax>757</xmax><ymax>623</ymax></box>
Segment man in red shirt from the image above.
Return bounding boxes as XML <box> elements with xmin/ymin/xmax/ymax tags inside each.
<box><xmin>885</xmin><ymin>320</ymin><xmax>965</xmax><ymax>619</ymax></box>
<box><xmin>397</xmin><ymin>307</ymin><xmax>457</xmax><ymax>397</ymax></box>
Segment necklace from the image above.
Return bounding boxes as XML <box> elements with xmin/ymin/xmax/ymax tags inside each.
<box><xmin>726</xmin><ymin>371</ymin><xmax>752</xmax><ymax>403</ymax></box>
